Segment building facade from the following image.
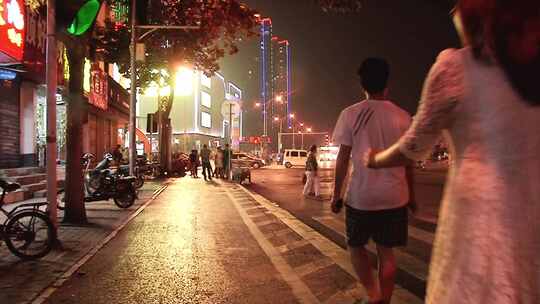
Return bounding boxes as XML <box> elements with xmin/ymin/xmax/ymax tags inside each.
<box><xmin>136</xmin><ymin>70</ymin><xmax>243</xmax><ymax>155</ymax></box>
<box><xmin>274</xmin><ymin>39</ymin><xmax>292</xmax><ymax>128</ymax></box>
<box><xmin>0</xmin><ymin>1</ymin><xmax>130</xmax><ymax>169</ymax></box>
<box><xmin>259</xmin><ymin>18</ymin><xmax>273</xmax><ymax>137</ymax></box>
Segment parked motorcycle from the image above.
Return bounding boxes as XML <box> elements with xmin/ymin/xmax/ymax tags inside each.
<box><xmin>137</xmin><ymin>156</ymin><xmax>162</xmax><ymax>178</ymax></box>
<box><xmin>117</xmin><ymin>164</ymin><xmax>144</xmax><ymax>189</ymax></box>
<box><xmin>58</xmin><ymin>153</ymin><xmax>137</xmax><ymax>209</ymax></box>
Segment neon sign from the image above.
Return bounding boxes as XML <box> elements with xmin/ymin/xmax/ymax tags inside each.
<box><xmin>0</xmin><ymin>0</ymin><xmax>25</xmax><ymax>60</ymax></box>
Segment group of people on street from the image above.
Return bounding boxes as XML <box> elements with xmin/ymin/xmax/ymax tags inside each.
<box><xmin>329</xmin><ymin>1</ymin><xmax>540</xmax><ymax>303</ymax></box>
<box><xmin>188</xmin><ymin>144</ymin><xmax>231</xmax><ymax>181</ymax></box>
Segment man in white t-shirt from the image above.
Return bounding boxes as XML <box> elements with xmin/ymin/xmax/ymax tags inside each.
<box><xmin>331</xmin><ymin>58</ymin><xmax>414</xmax><ymax>304</ymax></box>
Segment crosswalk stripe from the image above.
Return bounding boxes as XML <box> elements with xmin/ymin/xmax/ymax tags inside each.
<box><xmin>239</xmin><ymin>187</ymin><xmax>424</xmax><ymax>304</ymax></box>
<box><xmin>409</xmin><ymin>225</ymin><xmax>435</xmax><ymax>244</ymax></box>
<box><xmin>311</xmin><ymin>215</ymin><xmax>433</xmax><ymax>299</ymax></box>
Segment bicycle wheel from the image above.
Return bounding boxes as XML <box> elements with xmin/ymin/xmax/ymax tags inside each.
<box><xmin>4</xmin><ymin>210</ymin><xmax>55</xmax><ymax>260</ymax></box>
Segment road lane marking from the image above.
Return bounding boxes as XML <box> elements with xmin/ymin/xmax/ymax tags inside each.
<box><xmin>31</xmin><ymin>183</ymin><xmax>169</xmax><ymax>304</ymax></box>
<box><xmin>225</xmin><ymin>190</ymin><xmax>321</xmax><ymax>304</ymax></box>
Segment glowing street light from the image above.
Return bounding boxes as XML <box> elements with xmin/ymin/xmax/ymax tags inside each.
<box><xmin>300</xmin><ymin>122</ymin><xmax>304</xmax><ymax>127</ymax></box>
<box><xmin>307</xmin><ymin>127</ymin><xmax>312</xmax><ymax>132</ymax></box>
<box><xmin>175</xmin><ymin>66</ymin><xmax>194</xmax><ymax>96</ymax></box>
<box><xmin>289</xmin><ymin>113</ymin><xmax>295</xmax><ymax>119</ymax></box>
<box><xmin>255</xmin><ymin>102</ymin><xmax>261</xmax><ymax>108</ymax></box>
<box><xmin>275</xmin><ymin>95</ymin><xmax>283</xmax><ymax>103</ymax></box>
<box><xmin>274</xmin><ymin>116</ymin><xmax>279</xmax><ymax>122</ymax></box>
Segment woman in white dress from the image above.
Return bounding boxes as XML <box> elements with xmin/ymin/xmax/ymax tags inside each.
<box><xmin>364</xmin><ymin>1</ymin><xmax>540</xmax><ymax>303</ymax></box>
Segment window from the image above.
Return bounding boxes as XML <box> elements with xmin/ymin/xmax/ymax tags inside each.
<box><xmin>201</xmin><ymin>92</ymin><xmax>211</xmax><ymax>108</ymax></box>
<box><xmin>291</xmin><ymin>151</ymin><xmax>299</xmax><ymax>157</ymax></box>
<box><xmin>300</xmin><ymin>152</ymin><xmax>307</xmax><ymax>157</ymax></box>
<box><xmin>201</xmin><ymin>112</ymin><xmax>211</xmax><ymax>128</ymax></box>
<box><xmin>201</xmin><ymin>73</ymin><xmax>211</xmax><ymax>88</ymax></box>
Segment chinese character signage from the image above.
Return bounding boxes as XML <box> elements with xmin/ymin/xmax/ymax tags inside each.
<box><xmin>23</xmin><ymin>6</ymin><xmax>45</xmax><ymax>79</ymax></box>
<box><xmin>0</xmin><ymin>0</ymin><xmax>25</xmax><ymax>61</ymax></box>
<box><xmin>89</xmin><ymin>68</ymin><xmax>108</xmax><ymax>110</ymax></box>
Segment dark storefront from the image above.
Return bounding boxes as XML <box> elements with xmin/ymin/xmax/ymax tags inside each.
<box><xmin>0</xmin><ymin>77</ymin><xmax>21</xmax><ymax>168</ymax></box>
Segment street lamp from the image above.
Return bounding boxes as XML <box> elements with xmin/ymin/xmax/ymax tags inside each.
<box><xmin>175</xmin><ymin>66</ymin><xmax>194</xmax><ymax>96</ymax></box>
<box><xmin>274</xmin><ymin>116</ymin><xmax>284</xmax><ymax>154</ymax></box>
<box><xmin>128</xmin><ymin>0</ymin><xmax>199</xmax><ymax>175</ymax></box>
<box><xmin>289</xmin><ymin>114</ymin><xmax>296</xmax><ymax>149</ymax></box>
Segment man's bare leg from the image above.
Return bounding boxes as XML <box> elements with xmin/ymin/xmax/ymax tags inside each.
<box><xmin>376</xmin><ymin>245</ymin><xmax>397</xmax><ymax>304</ymax></box>
<box><xmin>350</xmin><ymin>246</ymin><xmax>382</xmax><ymax>302</ymax></box>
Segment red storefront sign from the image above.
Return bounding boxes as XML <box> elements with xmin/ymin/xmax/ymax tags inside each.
<box><xmin>23</xmin><ymin>7</ymin><xmax>68</xmax><ymax>86</ymax></box>
<box><xmin>242</xmin><ymin>136</ymin><xmax>271</xmax><ymax>144</ymax></box>
<box><xmin>89</xmin><ymin>68</ymin><xmax>108</xmax><ymax>110</ymax></box>
<box><xmin>0</xmin><ymin>0</ymin><xmax>25</xmax><ymax>61</ymax></box>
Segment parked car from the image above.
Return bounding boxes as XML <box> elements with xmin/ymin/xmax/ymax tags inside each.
<box><xmin>231</xmin><ymin>153</ymin><xmax>265</xmax><ymax>169</ymax></box>
<box><xmin>282</xmin><ymin>149</ymin><xmax>308</xmax><ymax>168</ymax></box>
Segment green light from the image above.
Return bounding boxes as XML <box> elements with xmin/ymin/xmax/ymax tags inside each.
<box><xmin>67</xmin><ymin>0</ymin><xmax>101</xmax><ymax>36</ymax></box>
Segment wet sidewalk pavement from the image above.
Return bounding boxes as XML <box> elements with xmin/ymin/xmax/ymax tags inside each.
<box><xmin>0</xmin><ymin>180</ymin><xmax>167</xmax><ymax>304</ymax></box>
<box><xmin>38</xmin><ymin>178</ymin><xmax>419</xmax><ymax>304</ymax></box>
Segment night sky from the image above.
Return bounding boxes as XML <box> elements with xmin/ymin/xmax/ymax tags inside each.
<box><xmin>219</xmin><ymin>0</ymin><xmax>459</xmax><ymax>136</ymax></box>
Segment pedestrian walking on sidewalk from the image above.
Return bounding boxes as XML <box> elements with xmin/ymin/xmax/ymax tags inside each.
<box><xmin>223</xmin><ymin>144</ymin><xmax>231</xmax><ymax>179</ymax></box>
<box><xmin>331</xmin><ymin>57</ymin><xmax>414</xmax><ymax>304</ymax></box>
<box><xmin>200</xmin><ymin>144</ymin><xmax>213</xmax><ymax>181</ymax></box>
<box><xmin>214</xmin><ymin>147</ymin><xmax>224</xmax><ymax>178</ymax></box>
<box><xmin>303</xmin><ymin>145</ymin><xmax>321</xmax><ymax>199</ymax></box>
<box><xmin>189</xmin><ymin>149</ymin><xmax>199</xmax><ymax>178</ymax></box>
<box><xmin>364</xmin><ymin>2</ymin><xmax>540</xmax><ymax>303</ymax></box>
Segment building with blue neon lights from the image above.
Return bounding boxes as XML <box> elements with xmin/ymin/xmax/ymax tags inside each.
<box><xmin>260</xmin><ymin>18</ymin><xmax>273</xmax><ymax>137</ymax></box>
<box><xmin>259</xmin><ymin>18</ymin><xmax>292</xmax><ymax>150</ymax></box>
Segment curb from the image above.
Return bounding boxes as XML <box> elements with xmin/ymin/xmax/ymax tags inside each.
<box><xmin>30</xmin><ymin>183</ymin><xmax>169</xmax><ymax>304</ymax></box>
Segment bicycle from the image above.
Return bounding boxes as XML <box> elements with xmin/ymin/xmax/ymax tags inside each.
<box><xmin>0</xmin><ymin>179</ymin><xmax>55</xmax><ymax>260</ymax></box>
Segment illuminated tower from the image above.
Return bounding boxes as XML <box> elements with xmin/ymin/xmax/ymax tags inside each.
<box><xmin>273</xmin><ymin>39</ymin><xmax>292</xmax><ymax>128</ymax></box>
<box><xmin>260</xmin><ymin>18</ymin><xmax>273</xmax><ymax>136</ymax></box>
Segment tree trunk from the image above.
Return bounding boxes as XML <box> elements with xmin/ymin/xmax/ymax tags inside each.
<box><xmin>157</xmin><ymin>77</ymin><xmax>175</xmax><ymax>173</ymax></box>
<box><xmin>63</xmin><ymin>45</ymin><xmax>87</xmax><ymax>224</ymax></box>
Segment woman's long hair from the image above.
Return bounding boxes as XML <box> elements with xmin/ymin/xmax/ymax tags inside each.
<box><xmin>458</xmin><ymin>0</ymin><xmax>540</xmax><ymax>105</ymax></box>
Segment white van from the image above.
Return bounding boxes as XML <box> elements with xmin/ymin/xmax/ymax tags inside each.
<box><xmin>283</xmin><ymin>149</ymin><xmax>308</xmax><ymax>168</ymax></box>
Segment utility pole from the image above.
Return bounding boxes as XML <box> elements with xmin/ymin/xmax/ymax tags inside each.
<box><xmin>128</xmin><ymin>0</ymin><xmax>137</xmax><ymax>176</ymax></box>
<box><xmin>229</xmin><ymin>102</ymin><xmax>233</xmax><ymax>179</ymax></box>
<box><xmin>292</xmin><ymin>124</ymin><xmax>295</xmax><ymax>149</ymax></box>
<box><xmin>277</xmin><ymin>118</ymin><xmax>283</xmax><ymax>154</ymax></box>
<box><xmin>46</xmin><ymin>0</ymin><xmax>58</xmax><ymax>231</ymax></box>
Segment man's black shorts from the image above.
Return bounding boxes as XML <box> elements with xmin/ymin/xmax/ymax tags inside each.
<box><xmin>345</xmin><ymin>205</ymin><xmax>408</xmax><ymax>248</ymax></box>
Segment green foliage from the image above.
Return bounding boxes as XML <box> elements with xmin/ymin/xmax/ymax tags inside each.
<box><xmin>93</xmin><ymin>0</ymin><xmax>258</xmax><ymax>91</ymax></box>
<box><xmin>316</xmin><ymin>0</ymin><xmax>363</xmax><ymax>12</ymax></box>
